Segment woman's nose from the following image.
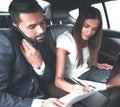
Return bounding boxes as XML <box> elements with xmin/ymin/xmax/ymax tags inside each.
<box><xmin>87</xmin><ymin>29</ymin><xmax>92</xmax><ymax>35</ymax></box>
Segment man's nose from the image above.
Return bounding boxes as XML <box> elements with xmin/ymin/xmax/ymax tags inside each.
<box><xmin>36</xmin><ymin>25</ymin><xmax>45</xmax><ymax>34</ymax></box>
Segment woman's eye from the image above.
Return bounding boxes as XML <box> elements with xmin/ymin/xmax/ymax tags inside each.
<box><xmin>84</xmin><ymin>24</ymin><xmax>89</xmax><ymax>28</ymax></box>
<box><xmin>92</xmin><ymin>28</ymin><xmax>98</xmax><ymax>32</ymax></box>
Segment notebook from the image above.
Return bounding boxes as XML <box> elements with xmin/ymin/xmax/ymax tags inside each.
<box><xmin>73</xmin><ymin>52</ymin><xmax>120</xmax><ymax>91</ymax></box>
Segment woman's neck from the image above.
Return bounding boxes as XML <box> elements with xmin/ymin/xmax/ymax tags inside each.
<box><xmin>82</xmin><ymin>41</ymin><xmax>87</xmax><ymax>48</ymax></box>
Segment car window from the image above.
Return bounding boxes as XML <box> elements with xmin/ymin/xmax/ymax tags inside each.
<box><xmin>69</xmin><ymin>8</ymin><xmax>79</xmax><ymax>19</ymax></box>
<box><xmin>105</xmin><ymin>0</ymin><xmax>120</xmax><ymax>31</ymax></box>
<box><xmin>0</xmin><ymin>0</ymin><xmax>12</xmax><ymax>12</ymax></box>
<box><xmin>92</xmin><ymin>0</ymin><xmax>120</xmax><ymax>31</ymax></box>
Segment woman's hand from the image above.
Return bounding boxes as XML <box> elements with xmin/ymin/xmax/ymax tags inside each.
<box><xmin>96</xmin><ymin>63</ymin><xmax>113</xmax><ymax>70</ymax></box>
<box><xmin>71</xmin><ymin>83</ymin><xmax>90</xmax><ymax>94</ymax></box>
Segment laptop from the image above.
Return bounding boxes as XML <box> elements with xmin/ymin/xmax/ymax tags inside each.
<box><xmin>73</xmin><ymin>52</ymin><xmax>120</xmax><ymax>91</ymax></box>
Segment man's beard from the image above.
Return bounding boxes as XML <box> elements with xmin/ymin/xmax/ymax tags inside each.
<box><xmin>28</xmin><ymin>35</ymin><xmax>45</xmax><ymax>49</ymax></box>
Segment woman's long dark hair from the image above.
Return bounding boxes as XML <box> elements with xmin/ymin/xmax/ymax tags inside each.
<box><xmin>71</xmin><ymin>6</ymin><xmax>102</xmax><ymax>67</ymax></box>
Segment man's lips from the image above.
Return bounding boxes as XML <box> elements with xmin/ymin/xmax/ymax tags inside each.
<box><xmin>36</xmin><ymin>36</ymin><xmax>44</xmax><ymax>40</ymax></box>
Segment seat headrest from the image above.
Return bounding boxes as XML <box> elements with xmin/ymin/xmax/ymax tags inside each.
<box><xmin>45</xmin><ymin>7</ymin><xmax>69</xmax><ymax>20</ymax></box>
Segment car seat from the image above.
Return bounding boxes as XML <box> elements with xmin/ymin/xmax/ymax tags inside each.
<box><xmin>45</xmin><ymin>6</ymin><xmax>74</xmax><ymax>63</ymax></box>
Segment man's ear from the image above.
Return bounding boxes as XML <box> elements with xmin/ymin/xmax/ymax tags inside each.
<box><xmin>12</xmin><ymin>22</ymin><xmax>17</xmax><ymax>27</ymax></box>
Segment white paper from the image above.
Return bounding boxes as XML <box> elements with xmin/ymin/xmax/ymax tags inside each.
<box><xmin>59</xmin><ymin>91</ymin><xmax>94</xmax><ymax>107</ymax></box>
<box><xmin>74</xmin><ymin>77</ymin><xmax>107</xmax><ymax>91</ymax></box>
<box><xmin>59</xmin><ymin>78</ymin><xmax>107</xmax><ymax>107</ymax></box>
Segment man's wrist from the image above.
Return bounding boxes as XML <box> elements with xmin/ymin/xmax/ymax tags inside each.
<box><xmin>33</xmin><ymin>61</ymin><xmax>45</xmax><ymax>75</ymax></box>
<box><xmin>41</xmin><ymin>100</ymin><xmax>45</xmax><ymax>107</ymax></box>
<box><xmin>31</xmin><ymin>99</ymin><xmax>44</xmax><ymax>107</ymax></box>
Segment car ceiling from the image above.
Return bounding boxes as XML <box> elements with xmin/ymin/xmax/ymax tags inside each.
<box><xmin>44</xmin><ymin>0</ymin><xmax>116</xmax><ymax>10</ymax></box>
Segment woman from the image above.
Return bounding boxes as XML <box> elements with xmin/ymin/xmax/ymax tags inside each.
<box><xmin>55</xmin><ymin>6</ymin><xmax>113</xmax><ymax>93</ymax></box>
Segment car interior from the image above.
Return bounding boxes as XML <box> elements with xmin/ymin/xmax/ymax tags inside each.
<box><xmin>0</xmin><ymin>0</ymin><xmax>120</xmax><ymax>106</ymax></box>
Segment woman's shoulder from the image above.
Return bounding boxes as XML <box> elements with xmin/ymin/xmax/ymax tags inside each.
<box><xmin>56</xmin><ymin>31</ymin><xmax>76</xmax><ymax>52</ymax></box>
<box><xmin>57</xmin><ymin>31</ymin><xmax>74</xmax><ymax>42</ymax></box>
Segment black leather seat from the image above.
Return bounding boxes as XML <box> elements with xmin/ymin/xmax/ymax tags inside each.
<box><xmin>44</xmin><ymin>5</ymin><xmax>74</xmax><ymax>96</ymax></box>
<box><xmin>45</xmin><ymin>6</ymin><xmax>74</xmax><ymax>66</ymax></box>
<box><xmin>0</xmin><ymin>13</ymin><xmax>12</xmax><ymax>28</ymax></box>
<box><xmin>45</xmin><ymin>6</ymin><xmax>75</xmax><ymax>27</ymax></box>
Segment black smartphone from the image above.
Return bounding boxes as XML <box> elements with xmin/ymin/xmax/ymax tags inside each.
<box><xmin>14</xmin><ymin>26</ymin><xmax>37</xmax><ymax>48</ymax></box>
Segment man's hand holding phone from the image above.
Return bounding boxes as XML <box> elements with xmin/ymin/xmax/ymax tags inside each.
<box><xmin>20</xmin><ymin>39</ymin><xmax>43</xmax><ymax>69</ymax></box>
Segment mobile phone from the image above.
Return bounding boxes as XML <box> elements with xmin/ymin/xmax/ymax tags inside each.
<box><xmin>14</xmin><ymin>26</ymin><xmax>37</xmax><ymax>48</ymax></box>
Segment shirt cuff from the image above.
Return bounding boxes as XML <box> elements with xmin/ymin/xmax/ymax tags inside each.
<box><xmin>33</xmin><ymin>61</ymin><xmax>45</xmax><ymax>75</ymax></box>
<box><xmin>31</xmin><ymin>99</ymin><xmax>44</xmax><ymax>107</ymax></box>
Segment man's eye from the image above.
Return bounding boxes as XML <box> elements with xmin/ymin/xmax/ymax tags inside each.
<box><xmin>29</xmin><ymin>26</ymin><xmax>35</xmax><ymax>29</ymax></box>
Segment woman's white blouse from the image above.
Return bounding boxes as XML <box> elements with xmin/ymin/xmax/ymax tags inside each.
<box><xmin>56</xmin><ymin>31</ymin><xmax>90</xmax><ymax>78</ymax></box>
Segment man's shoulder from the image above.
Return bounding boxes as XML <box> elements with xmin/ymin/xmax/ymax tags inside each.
<box><xmin>0</xmin><ymin>28</ymin><xmax>17</xmax><ymax>46</ymax></box>
<box><xmin>0</xmin><ymin>28</ymin><xmax>13</xmax><ymax>36</ymax></box>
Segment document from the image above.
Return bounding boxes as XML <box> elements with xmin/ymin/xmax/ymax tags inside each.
<box><xmin>73</xmin><ymin>77</ymin><xmax>107</xmax><ymax>91</ymax></box>
<box><xmin>59</xmin><ymin>91</ymin><xmax>94</xmax><ymax>107</ymax></box>
<box><xmin>59</xmin><ymin>78</ymin><xmax>107</xmax><ymax>107</ymax></box>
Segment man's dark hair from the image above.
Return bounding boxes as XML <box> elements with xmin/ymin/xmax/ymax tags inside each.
<box><xmin>9</xmin><ymin>0</ymin><xmax>43</xmax><ymax>24</ymax></box>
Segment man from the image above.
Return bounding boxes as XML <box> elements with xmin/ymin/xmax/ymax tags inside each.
<box><xmin>0</xmin><ymin>0</ymin><xmax>64</xmax><ymax>106</ymax></box>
